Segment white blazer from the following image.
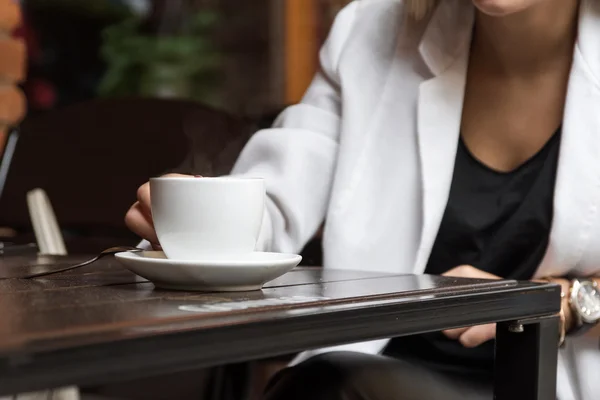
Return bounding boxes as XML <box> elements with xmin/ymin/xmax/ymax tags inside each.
<box><xmin>231</xmin><ymin>1</ymin><xmax>600</xmax><ymax>399</ymax></box>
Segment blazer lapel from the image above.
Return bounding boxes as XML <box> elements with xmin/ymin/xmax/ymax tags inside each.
<box><xmin>537</xmin><ymin>0</ymin><xmax>600</xmax><ymax>277</ymax></box>
<box><xmin>413</xmin><ymin>3</ymin><xmax>474</xmax><ymax>273</ymax></box>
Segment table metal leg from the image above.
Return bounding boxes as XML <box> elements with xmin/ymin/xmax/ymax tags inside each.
<box><xmin>494</xmin><ymin>317</ymin><xmax>559</xmax><ymax>400</ymax></box>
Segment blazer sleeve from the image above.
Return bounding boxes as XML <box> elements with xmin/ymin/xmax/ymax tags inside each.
<box><xmin>230</xmin><ymin>2</ymin><xmax>359</xmax><ymax>253</ymax></box>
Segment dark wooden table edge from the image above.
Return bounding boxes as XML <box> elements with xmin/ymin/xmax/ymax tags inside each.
<box><xmin>0</xmin><ymin>283</ymin><xmax>560</xmax><ymax>395</ymax></box>
<box><xmin>0</xmin><ymin>278</ymin><xmax>535</xmax><ymax>354</ymax></box>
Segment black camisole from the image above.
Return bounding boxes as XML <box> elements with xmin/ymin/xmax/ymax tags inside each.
<box><xmin>385</xmin><ymin>128</ymin><xmax>562</xmax><ymax>378</ymax></box>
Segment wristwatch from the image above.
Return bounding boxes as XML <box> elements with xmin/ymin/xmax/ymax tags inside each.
<box><xmin>568</xmin><ymin>279</ymin><xmax>600</xmax><ymax>336</ymax></box>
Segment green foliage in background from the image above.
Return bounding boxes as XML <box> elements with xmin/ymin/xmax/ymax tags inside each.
<box><xmin>98</xmin><ymin>11</ymin><xmax>221</xmax><ymax>105</ymax></box>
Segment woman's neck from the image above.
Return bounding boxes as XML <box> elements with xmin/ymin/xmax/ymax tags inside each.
<box><xmin>472</xmin><ymin>0</ymin><xmax>579</xmax><ymax>77</ymax></box>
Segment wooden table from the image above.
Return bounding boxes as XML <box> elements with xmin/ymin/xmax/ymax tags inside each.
<box><xmin>0</xmin><ymin>255</ymin><xmax>561</xmax><ymax>399</ymax></box>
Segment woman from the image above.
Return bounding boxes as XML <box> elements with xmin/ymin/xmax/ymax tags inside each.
<box><xmin>126</xmin><ymin>0</ymin><xmax>600</xmax><ymax>398</ymax></box>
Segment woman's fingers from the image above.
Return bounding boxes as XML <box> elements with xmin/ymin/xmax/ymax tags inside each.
<box><xmin>136</xmin><ymin>182</ymin><xmax>152</xmax><ymax>218</ymax></box>
<box><xmin>125</xmin><ymin>201</ymin><xmax>159</xmax><ymax>245</ymax></box>
<box><xmin>442</xmin><ymin>265</ymin><xmax>501</xmax><ymax>280</ymax></box>
<box><xmin>442</xmin><ymin>327</ymin><xmax>469</xmax><ymax>340</ymax></box>
<box><xmin>442</xmin><ymin>323</ymin><xmax>497</xmax><ymax>347</ymax></box>
<box><xmin>458</xmin><ymin>324</ymin><xmax>497</xmax><ymax>348</ymax></box>
<box><xmin>440</xmin><ymin>266</ymin><xmax>500</xmax><ymax>346</ymax></box>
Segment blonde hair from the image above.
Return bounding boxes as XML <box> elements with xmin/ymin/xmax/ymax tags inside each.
<box><xmin>406</xmin><ymin>0</ymin><xmax>438</xmax><ymax>19</ymax></box>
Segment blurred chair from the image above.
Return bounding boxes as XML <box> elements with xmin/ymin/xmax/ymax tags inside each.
<box><xmin>0</xmin><ymin>97</ymin><xmax>256</xmax><ymax>253</ymax></box>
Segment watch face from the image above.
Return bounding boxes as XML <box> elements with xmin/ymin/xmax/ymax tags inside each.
<box><xmin>574</xmin><ymin>281</ymin><xmax>600</xmax><ymax>323</ymax></box>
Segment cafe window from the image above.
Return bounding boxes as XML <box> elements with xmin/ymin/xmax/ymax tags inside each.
<box><xmin>21</xmin><ymin>0</ymin><xmax>351</xmax><ymax>117</ymax></box>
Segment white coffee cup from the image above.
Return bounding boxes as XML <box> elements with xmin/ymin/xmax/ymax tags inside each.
<box><xmin>150</xmin><ymin>177</ymin><xmax>265</xmax><ymax>260</ymax></box>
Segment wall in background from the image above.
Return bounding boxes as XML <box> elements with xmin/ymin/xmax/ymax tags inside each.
<box><xmin>0</xmin><ymin>0</ymin><xmax>25</xmax><ymax>150</ymax></box>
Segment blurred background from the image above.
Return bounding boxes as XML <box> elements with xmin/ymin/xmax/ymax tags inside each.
<box><xmin>20</xmin><ymin>0</ymin><xmax>349</xmax><ymax>117</ymax></box>
<box><xmin>0</xmin><ymin>0</ymin><xmax>351</xmax><ymax>257</ymax></box>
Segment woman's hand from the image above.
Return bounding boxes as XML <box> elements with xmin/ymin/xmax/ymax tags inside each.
<box><xmin>441</xmin><ymin>265</ymin><xmax>501</xmax><ymax>348</ymax></box>
<box><xmin>124</xmin><ymin>173</ymin><xmax>192</xmax><ymax>247</ymax></box>
<box><xmin>440</xmin><ymin>266</ymin><xmax>578</xmax><ymax>346</ymax></box>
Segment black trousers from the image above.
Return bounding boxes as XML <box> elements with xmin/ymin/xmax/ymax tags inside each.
<box><xmin>263</xmin><ymin>352</ymin><xmax>492</xmax><ymax>400</ymax></box>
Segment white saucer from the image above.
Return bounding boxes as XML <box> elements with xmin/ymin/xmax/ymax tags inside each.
<box><xmin>115</xmin><ymin>251</ymin><xmax>302</xmax><ymax>292</ymax></box>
